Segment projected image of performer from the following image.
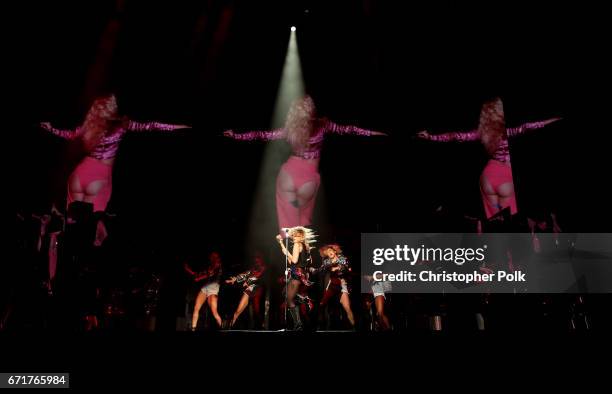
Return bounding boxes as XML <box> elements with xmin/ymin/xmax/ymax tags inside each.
<box><xmin>40</xmin><ymin>93</ymin><xmax>189</xmax><ymax>245</ymax></box>
<box><xmin>275</xmin><ymin>226</ymin><xmax>315</xmax><ymax>330</ymax></box>
<box><xmin>417</xmin><ymin>97</ymin><xmax>561</xmax><ymax>219</ymax></box>
<box><xmin>225</xmin><ymin>252</ymin><xmax>267</xmax><ymax>328</ymax></box>
<box><xmin>310</xmin><ymin>244</ymin><xmax>355</xmax><ymax>328</ymax></box>
<box><xmin>184</xmin><ymin>251</ymin><xmax>224</xmax><ymax>330</ymax></box>
<box><xmin>224</xmin><ymin>95</ymin><xmax>386</xmax><ymax>234</ymax></box>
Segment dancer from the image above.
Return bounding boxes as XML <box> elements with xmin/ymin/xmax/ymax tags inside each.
<box><xmin>224</xmin><ymin>95</ymin><xmax>386</xmax><ymax>234</ymax></box>
<box><xmin>41</xmin><ymin>93</ymin><xmax>189</xmax><ymax>244</ymax></box>
<box><xmin>225</xmin><ymin>252</ymin><xmax>267</xmax><ymax>328</ymax></box>
<box><xmin>275</xmin><ymin>226</ymin><xmax>316</xmax><ymax>330</ymax></box>
<box><xmin>184</xmin><ymin>251</ymin><xmax>223</xmax><ymax>329</ymax></box>
<box><xmin>363</xmin><ymin>275</ymin><xmax>392</xmax><ymax>331</ymax></box>
<box><xmin>310</xmin><ymin>244</ymin><xmax>355</xmax><ymax>328</ymax></box>
<box><xmin>417</xmin><ymin>97</ymin><xmax>561</xmax><ymax>219</ymax></box>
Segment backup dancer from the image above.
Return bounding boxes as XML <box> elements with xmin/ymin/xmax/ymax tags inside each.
<box><xmin>225</xmin><ymin>252</ymin><xmax>267</xmax><ymax>328</ymax></box>
<box><xmin>185</xmin><ymin>251</ymin><xmax>224</xmax><ymax>329</ymax></box>
<box><xmin>311</xmin><ymin>243</ymin><xmax>355</xmax><ymax>328</ymax></box>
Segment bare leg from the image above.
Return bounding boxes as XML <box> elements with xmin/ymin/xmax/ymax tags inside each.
<box><xmin>191</xmin><ymin>291</ymin><xmax>207</xmax><ymax>330</ymax></box>
<box><xmin>207</xmin><ymin>295</ymin><xmax>222</xmax><ymax>327</ymax></box>
<box><xmin>375</xmin><ymin>295</ymin><xmax>390</xmax><ymax>331</ymax></box>
<box><xmin>340</xmin><ymin>292</ymin><xmax>355</xmax><ymax>327</ymax></box>
<box><xmin>231</xmin><ymin>293</ymin><xmax>251</xmax><ymax>326</ymax></box>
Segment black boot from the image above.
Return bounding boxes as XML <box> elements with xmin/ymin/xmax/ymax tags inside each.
<box><xmin>288</xmin><ymin>306</ymin><xmax>303</xmax><ymax>331</ymax></box>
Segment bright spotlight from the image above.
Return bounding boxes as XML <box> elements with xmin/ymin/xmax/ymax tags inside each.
<box><xmin>290</xmin><ymin>26</ymin><xmax>296</xmax><ymax>32</ymax></box>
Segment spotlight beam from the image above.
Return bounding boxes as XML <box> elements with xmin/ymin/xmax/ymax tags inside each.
<box><xmin>247</xmin><ymin>28</ymin><xmax>305</xmax><ymax>252</ymax></box>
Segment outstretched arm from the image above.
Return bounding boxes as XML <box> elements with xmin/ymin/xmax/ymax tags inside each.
<box><xmin>325</xmin><ymin>119</ymin><xmax>387</xmax><ymax>137</ymax></box>
<box><xmin>127</xmin><ymin>120</ymin><xmax>189</xmax><ymax>132</ymax></box>
<box><xmin>40</xmin><ymin>122</ymin><xmax>82</xmax><ymax>140</ymax></box>
<box><xmin>507</xmin><ymin>117</ymin><xmax>562</xmax><ymax>138</ymax></box>
<box><xmin>416</xmin><ymin>128</ymin><xmax>480</xmax><ymax>142</ymax></box>
<box><xmin>223</xmin><ymin>128</ymin><xmax>285</xmax><ymax>141</ymax></box>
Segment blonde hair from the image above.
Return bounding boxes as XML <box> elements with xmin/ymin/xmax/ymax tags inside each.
<box><xmin>81</xmin><ymin>94</ymin><xmax>119</xmax><ymax>152</ymax></box>
<box><xmin>319</xmin><ymin>243</ymin><xmax>343</xmax><ymax>258</ymax></box>
<box><xmin>478</xmin><ymin>97</ymin><xmax>506</xmax><ymax>156</ymax></box>
<box><xmin>285</xmin><ymin>95</ymin><xmax>317</xmax><ymax>153</ymax></box>
<box><xmin>284</xmin><ymin>226</ymin><xmax>317</xmax><ymax>250</ymax></box>
<box><xmin>290</xmin><ymin>228</ymin><xmax>305</xmax><ymax>238</ymax></box>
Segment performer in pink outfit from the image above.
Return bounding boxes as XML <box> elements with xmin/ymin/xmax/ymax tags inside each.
<box><xmin>417</xmin><ymin>97</ymin><xmax>561</xmax><ymax>219</ymax></box>
<box><xmin>223</xmin><ymin>95</ymin><xmax>386</xmax><ymax>234</ymax></box>
<box><xmin>41</xmin><ymin>94</ymin><xmax>189</xmax><ymax>214</ymax></box>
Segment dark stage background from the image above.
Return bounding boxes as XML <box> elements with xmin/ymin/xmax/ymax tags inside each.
<box><xmin>7</xmin><ymin>1</ymin><xmax>611</xmax><ymax>330</ymax></box>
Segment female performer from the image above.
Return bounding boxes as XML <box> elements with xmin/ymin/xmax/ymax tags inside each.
<box><xmin>417</xmin><ymin>97</ymin><xmax>560</xmax><ymax>219</ymax></box>
<box><xmin>184</xmin><ymin>251</ymin><xmax>224</xmax><ymax>330</ymax></box>
<box><xmin>363</xmin><ymin>276</ymin><xmax>392</xmax><ymax>331</ymax></box>
<box><xmin>312</xmin><ymin>243</ymin><xmax>355</xmax><ymax>328</ymax></box>
<box><xmin>275</xmin><ymin>226</ymin><xmax>316</xmax><ymax>330</ymax></box>
<box><xmin>41</xmin><ymin>93</ymin><xmax>189</xmax><ymax>244</ymax></box>
<box><xmin>224</xmin><ymin>95</ymin><xmax>386</xmax><ymax>234</ymax></box>
<box><xmin>225</xmin><ymin>252</ymin><xmax>267</xmax><ymax>328</ymax></box>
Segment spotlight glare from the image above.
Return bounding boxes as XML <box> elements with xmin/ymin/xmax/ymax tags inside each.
<box><xmin>290</xmin><ymin>26</ymin><xmax>296</xmax><ymax>32</ymax></box>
